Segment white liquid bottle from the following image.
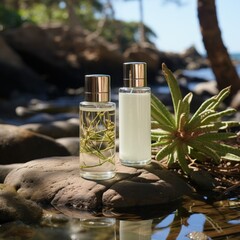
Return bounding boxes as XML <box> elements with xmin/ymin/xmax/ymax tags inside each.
<box><xmin>79</xmin><ymin>74</ymin><xmax>116</xmax><ymax>180</ymax></box>
<box><xmin>119</xmin><ymin>62</ymin><xmax>151</xmax><ymax>166</ymax></box>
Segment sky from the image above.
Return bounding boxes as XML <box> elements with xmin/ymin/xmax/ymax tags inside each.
<box><xmin>111</xmin><ymin>0</ymin><xmax>240</xmax><ymax>55</ymax></box>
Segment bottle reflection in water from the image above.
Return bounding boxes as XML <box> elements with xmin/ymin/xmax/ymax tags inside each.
<box><xmin>69</xmin><ymin>218</ymin><xmax>116</xmax><ymax>240</ymax></box>
<box><xmin>119</xmin><ymin>219</ymin><xmax>153</xmax><ymax>240</ymax></box>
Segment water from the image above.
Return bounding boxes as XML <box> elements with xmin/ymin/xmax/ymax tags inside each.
<box><xmin>231</xmin><ymin>53</ymin><xmax>240</xmax><ymax>61</ymax></box>
<box><xmin>156</xmin><ymin>60</ymin><xmax>240</xmax><ymax>95</ymax></box>
<box><xmin>183</xmin><ymin>64</ymin><xmax>240</xmax><ymax>81</ymax></box>
<box><xmin>0</xmin><ymin>196</ymin><xmax>239</xmax><ymax>239</ymax></box>
<box><xmin>183</xmin><ymin>52</ymin><xmax>240</xmax><ymax>82</ymax></box>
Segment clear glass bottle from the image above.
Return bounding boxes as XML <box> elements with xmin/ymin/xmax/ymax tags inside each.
<box><xmin>119</xmin><ymin>62</ymin><xmax>151</xmax><ymax>166</ymax></box>
<box><xmin>79</xmin><ymin>74</ymin><xmax>116</xmax><ymax>180</ymax></box>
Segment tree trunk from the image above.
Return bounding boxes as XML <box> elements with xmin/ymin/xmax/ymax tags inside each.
<box><xmin>139</xmin><ymin>0</ymin><xmax>146</xmax><ymax>43</ymax></box>
<box><xmin>197</xmin><ymin>0</ymin><xmax>240</xmax><ymax>101</ymax></box>
<box><xmin>66</xmin><ymin>0</ymin><xmax>81</xmax><ymax>28</ymax></box>
<box><xmin>3</xmin><ymin>0</ymin><xmax>20</xmax><ymax>10</ymax></box>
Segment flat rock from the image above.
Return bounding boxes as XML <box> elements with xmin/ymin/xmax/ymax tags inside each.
<box><xmin>0</xmin><ymin>124</ymin><xmax>70</xmax><ymax>164</ymax></box>
<box><xmin>0</xmin><ymin>184</ymin><xmax>43</xmax><ymax>224</ymax></box>
<box><xmin>4</xmin><ymin>157</ymin><xmax>192</xmax><ymax>210</ymax></box>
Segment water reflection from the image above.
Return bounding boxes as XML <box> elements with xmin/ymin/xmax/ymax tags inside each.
<box><xmin>68</xmin><ymin>218</ymin><xmax>116</xmax><ymax>240</ymax></box>
<box><xmin>0</xmin><ymin>197</ymin><xmax>240</xmax><ymax>239</ymax></box>
<box><xmin>153</xmin><ymin>213</ymin><xmax>211</xmax><ymax>240</ymax></box>
<box><xmin>119</xmin><ymin>219</ymin><xmax>152</xmax><ymax>240</ymax></box>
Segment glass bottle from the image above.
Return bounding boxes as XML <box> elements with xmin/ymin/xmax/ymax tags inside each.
<box><xmin>79</xmin><ymin>74</ymin><xmax>116</xmax><ymax>180</ymax></box>
<box><xmin>119</xmin><ymin>62</ymin><xmax>151</xmax><ymax>166</ymax></box>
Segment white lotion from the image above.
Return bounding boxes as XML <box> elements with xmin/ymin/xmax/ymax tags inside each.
<box><xmin>119</xmin><ymin>62</ymin><xmax>151</xmax><ymax>166</ymax></box>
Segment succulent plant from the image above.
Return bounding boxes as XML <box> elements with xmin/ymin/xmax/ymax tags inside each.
<box><xmin>151</xmin><ymin>63</ymin><xmax>240</xmax><ymax>175</ymax></box>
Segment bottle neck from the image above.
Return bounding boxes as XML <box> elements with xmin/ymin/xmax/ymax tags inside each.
<box><xmin>123</xmin><ymin>79</ymin><xmax>146</xmax><ymax>88</ymax></box>
<box><xmin>84</xmin><ymin>92</ymin><xmax>110</xmax><ymax>102</ymax></box>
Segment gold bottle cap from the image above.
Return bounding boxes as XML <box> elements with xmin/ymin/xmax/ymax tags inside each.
<box><xmin>85</xmin><ymin>74</ymin><xmax>110</xmax><ymax>102</ymax></box>
<box><xmin>123</xmin><ymin>62</ymin><xmax>147</xmax><ymax>87</ymax></box>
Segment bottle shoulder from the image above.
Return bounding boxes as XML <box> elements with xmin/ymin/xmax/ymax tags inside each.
<box><xmin>80</xmin><ymin>101</ymin><xmax>116</xmax><ymax>111</ymax></box>
<box><xmin>119</xmin><ymin>87</ymin><xmax>151</xmax><ymax>93</ymax></box>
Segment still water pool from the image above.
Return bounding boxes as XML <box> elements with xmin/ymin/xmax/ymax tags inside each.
<box><xmin>0</xmin><ymin>196</ymin><xmax>239</xmax><ymax>240</ymax></box>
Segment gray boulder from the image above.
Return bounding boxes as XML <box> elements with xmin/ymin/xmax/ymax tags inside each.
<box><xmin>4</xmin><ymin>157</ymin><xmax>192</xmax><ymax>210</ymax></box>
<box><xmin>0</xmin><ymin>124</ymin><xmax>70</xmax><ymax>164</ymax></box>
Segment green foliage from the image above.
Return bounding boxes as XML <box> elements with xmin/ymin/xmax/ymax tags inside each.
<box><xmin>11</xmin><ymin>0</ymin><xmax>103</xmax><ymax>26</ymax></box>
<box><xmin>151</xmin><ymin>63</ymin><xmax>240</xmax><ymax>174</ymax></box>
<box><xmin>100</xmin><ymin>20</ymin><xmax>157</xmax><ymax>50</ymax></box>
<box><xmin>0</xmin><ymin>4</ymin><xmax>25</xmax><ymax>29</ymax></box>
<box><xmin>19</xmin><ymin>3</ymin><xmax>67</xmax><ymax>24</ymax></box>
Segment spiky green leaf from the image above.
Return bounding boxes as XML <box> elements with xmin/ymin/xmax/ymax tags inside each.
<box><xmin>188</xmin><ymin>140</ymin><xmax>220</xmax><ymax>164</ymax></box>
<box><xmin>207</xmin><ymin>142</ymin><xmax>240</xmax><ymax>158</ymax></box>
<box><xmin>211</xmin><ymin>86</ymin><xmax>231</xmax><ymax>110</ymax></box>
<box><xmin>175</xmin><ymin>93</ymin><xmax>192</xmax><ymax>130</ymax></box>
<box><xmin>176</xmin><ymin>145</ymin><xmax>190</xmax><ymax>174</ymax></box>
<box><xmin>151</xmin><ymin>93</ymin><xmax>175</xmax><ymax>125</ymax></box>
<box><xmin>186</xmin><ymin>109</ymin><xmax>215</xmax><ymax>131</ymax></box>
<box><xmin>162</xmin><ymin>63</ymin><xmax>182</xmax><ymax>115</ymax></box>
<box><xmin>151</xmin><ymin>105</ymin><xmax>176</xmax><ymax>131</ymax></box>
<box><xmin>156</xmin><ymin>141</ymin><xmax>177</xmax><ymax>160</ymax></box>
<box><xmin>201</xmin><ymin>108</ymin><xmax>236</xmax><ymax>124</ymax></box>
<box><xmin>222</xmin><ymin>153</ymin><xmax>240</xmax><ymax>161</ymax></box>
<box><xmin>196</xmin><ymin>132</ymin><xmax>237</xmax><ymax>141</ymax></box>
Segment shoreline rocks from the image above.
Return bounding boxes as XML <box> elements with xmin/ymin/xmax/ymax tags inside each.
<box><xmin>0</xmin><ymin>24</ymin><xmax>208</xmax><ymax>100</ymax></box>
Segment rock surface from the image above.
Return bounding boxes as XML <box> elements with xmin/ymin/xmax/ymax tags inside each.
<box><xmin>56</xmin><ymin>137</ymin><xmax>79</xmax><ymax>156</ymax></box>
<box><xmin>4</xmin><ymin>157</ymin><xmax>192</xmax><ymax>210</ymax></box>
<box><xmin>0</xmin><ymin>124</ymin><xmax>70</xmax><ymax>164</ymax></box>
<box><xmin>21</xmin><ymin>118</ymin><xmax>79</xmax><ymax>139</ymax></box>
<box><xmin>0</xmin><ymin>184</ymin><xmax>43</xmax><ymax>224</ymax></box>
<box><xmin>0</xmin><ymin>164</ymin><xmax>22</xmax><ymax>183</ymax></box>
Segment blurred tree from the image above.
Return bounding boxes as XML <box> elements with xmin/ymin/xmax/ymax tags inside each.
<box><xmin>0</xmin><ymin>3</ymin><xmax>24</xmax><ymax>29</ymax></box>
<box><xmin>123</xmin><ymin>0</ymin><xmax>185</xmax><ymax>45</ymax></box>
<box><xmin>124</xmin><ymin>0</ymin><xmax>145</xmax><ymax>44</ymax></box>
<box><xmin>198</xmin><ymin>0</ymin><xmax>240</xmax><ymax>101</ymax></box>
<box><xmin>1</xmin><ymin>0</ymin><xmax>20</xmax><ymax>10</ymax></box>
<box><xmin>0</xmin><ymin>0</ymin><xmax>156</xmax><ymax>51</ymax></box>
<box><xmin>14</xmin><ymin>0</ymin><xmax>103</xmax><ymax>27</ymax></box>
<box><xmin>66</xmin><ymin>0</ymin><xmax>80</xmax><ymax>27</ymax></box>
<box><xmin>101</xmin><ymin>19</ymin><xmax>157</xmax><ymax>50</ymax></box>
<box><xmin>86</xmin><ymin>0</ymin><xmax>156</xmax><ymax>50</ymax></box>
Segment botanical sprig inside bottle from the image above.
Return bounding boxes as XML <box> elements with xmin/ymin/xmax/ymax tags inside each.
<box><xmin>79</xmin><ymin>74</ymin><xmax>116</xmax><ymax>180</ymax></box>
